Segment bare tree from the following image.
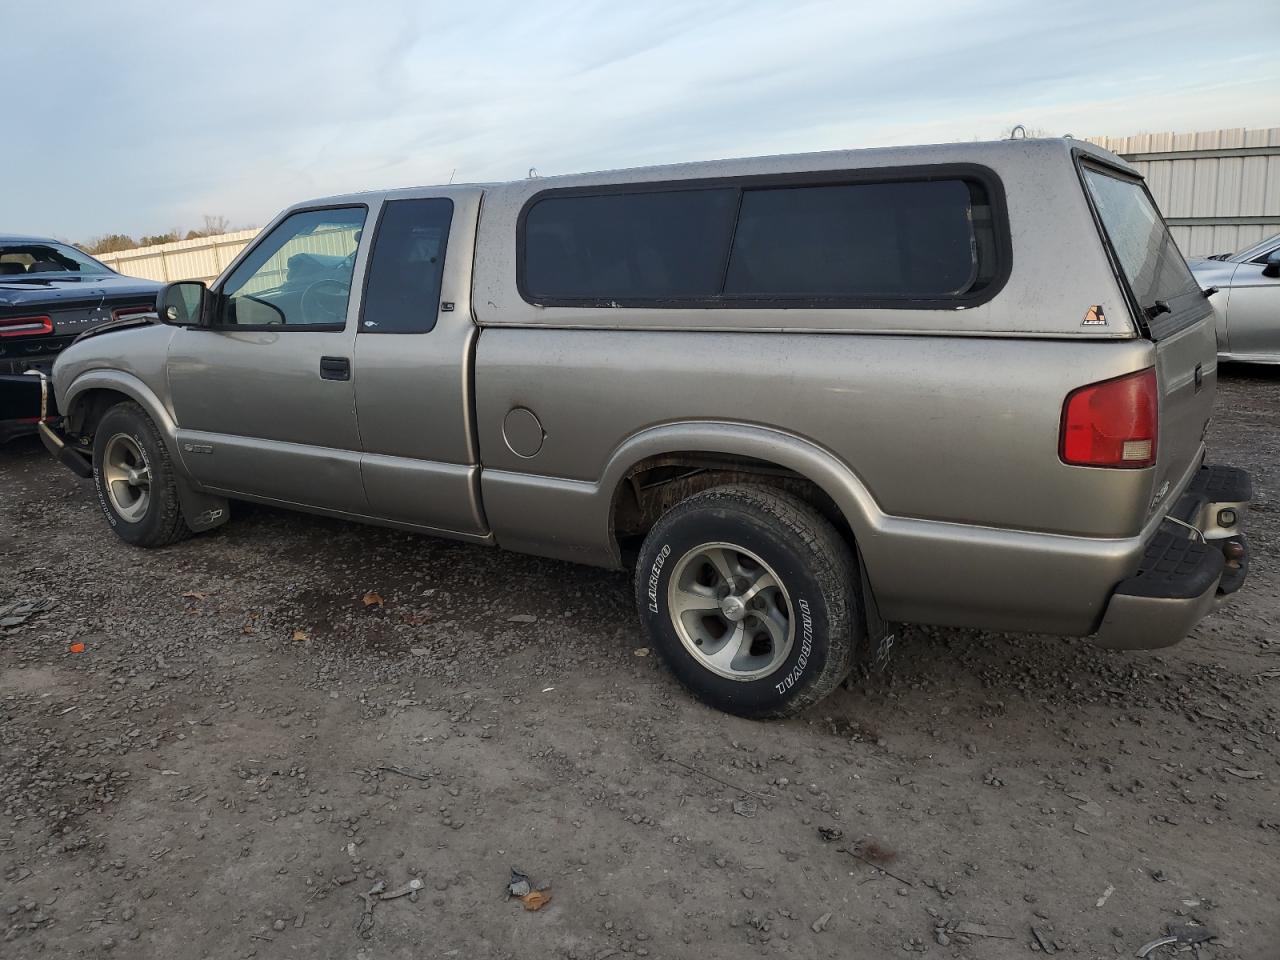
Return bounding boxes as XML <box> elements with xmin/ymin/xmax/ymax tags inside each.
<box><xmin>81</xmin><ymin>215</ymin><xmax>241</xmax><ymax>253</ymax></box>
<box><xmin>185</xmin><ymin>214</ymin><xmax>232</xmax><ymax>240</ymax></box>
<box><xmin>139</xmin><ymin>230</ymin><xmax>180</xmax><ymax>247</ymax></box>
<box><xmin>79</xmin><ymin>234</ymin><xmax>137</xmax><ymax>255</ymax></box>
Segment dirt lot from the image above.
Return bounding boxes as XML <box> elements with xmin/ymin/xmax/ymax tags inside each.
<box><xmin>1</xmin><ymin>367</ymin><xmax>1277</xmax><ymax>960</ymax></box>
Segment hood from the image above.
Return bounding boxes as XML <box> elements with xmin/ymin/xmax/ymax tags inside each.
<box><xmin>1186</xmin><ymin>258</ymin><xmax>1239</xmax><ymax>287</ymax></box>
<box><xmin>0</xmin><ymin>272</ymin><xmax>162</xmax><ymax>309</ymax></box>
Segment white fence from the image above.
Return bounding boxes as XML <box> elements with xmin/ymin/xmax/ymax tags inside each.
<box><xmin>95</xmin><ymin>228</ymin><xmax>260</xmax><ymax>284</ymax></box>
<box><xmin>1087</xmin><ymin>127</ymin><xmax>1280</xmax><ymax>257</ymax></box>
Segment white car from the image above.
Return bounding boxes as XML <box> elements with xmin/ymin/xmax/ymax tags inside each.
<box><xmin>1189</xmin><ymin>232</ymin><xmax>1280</xmax><ymax>364</ymax></box>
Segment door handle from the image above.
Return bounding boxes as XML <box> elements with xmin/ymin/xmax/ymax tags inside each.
<box><xmin>319</xmin><ymin>356</ymin><xmax>350</xmax><ymax>381</ymax></box>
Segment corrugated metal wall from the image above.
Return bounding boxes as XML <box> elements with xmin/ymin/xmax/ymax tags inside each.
<box><xmin>1087</xmin><ymin>127</ymin><xmax>1280</xmax><ymax>257</ymax></box>
<box><xmin>95</xmin><ymin>228</ymin><xmax>260</xmax><ymax>283</ymax></box>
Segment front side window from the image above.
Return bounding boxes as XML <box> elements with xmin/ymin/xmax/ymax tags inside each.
<box><xmin>359</xmin><ymin>198</ymin><xmax>454</xmax><ymax>334</ymax></box>
<box><xmin>1082</xmin><ymin>166</ymin><xmax>1199</xmax><ymax>315</ymax></box>
<box><xmin>218</xmin><ymin>207</ymin><xmax>366</xmax><ymax>327</ymax></box>
<box><xmin>518</xmin><ymin>172</ymin><xmax>1002</xmax><ymax>307</ymax></box>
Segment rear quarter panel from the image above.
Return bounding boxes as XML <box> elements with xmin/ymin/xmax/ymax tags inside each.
<box><xmin>475</xmin><ymin>328</ymin><xmax>1160</xmax><ymax>539</ymax></box>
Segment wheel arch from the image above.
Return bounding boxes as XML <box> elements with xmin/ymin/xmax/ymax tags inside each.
<box><xmin>603</xmin><ymin>422</ymin><xmax>882</xmax><ymax>559</ymax></box>
<box><xmin>63</xmin><ymin>371</ymin><xmax>181</xmax><ymax>462</ymax></box>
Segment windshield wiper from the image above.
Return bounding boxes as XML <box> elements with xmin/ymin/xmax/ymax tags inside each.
<box><xmin>1143</xmin><ymin>299</ymin><xmax>1171</xmax><ymax>321</ymax></box>
<box><xmin>1201</xmin><ymin>286</ymin><xmax>1219</xmax><ymax>298</ymax></box>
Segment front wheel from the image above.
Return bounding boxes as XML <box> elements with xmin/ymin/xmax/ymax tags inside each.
<box><xmin>92</xmin><ymin>402</ymin><xmax>190</xmax><ymax>547</ymax></box>
<box><xmin>635</xmin><ymin>484</ymin><xmax>862</xmax><ymax>719</ymax></box>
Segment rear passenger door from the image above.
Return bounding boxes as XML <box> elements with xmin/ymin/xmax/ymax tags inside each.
<box><xmin>353</xmin><ymin>191</ymin><xmax>488</xmax><ymax>536</ymax></box>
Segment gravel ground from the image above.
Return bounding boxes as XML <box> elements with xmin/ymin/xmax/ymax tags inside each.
<box><xmin>1</xmin><ymin>366</ymin><xmax>1278</xmax><ymax>959</ymax></box>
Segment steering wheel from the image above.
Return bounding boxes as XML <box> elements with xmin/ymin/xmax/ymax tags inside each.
<box><xmin>300</xmin><ymin>279</ymin><xmax>351</xmax><ymax>324</ymax></box>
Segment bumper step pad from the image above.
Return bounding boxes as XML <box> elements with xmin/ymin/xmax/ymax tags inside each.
<box><xmin>1188</xmin><ymin>464</ymin><xmax>1252</xmax><ymax>504</ymax></box>
<box><xmin>1121</xmin><ymin>530</ymin><xmax>1224</xmax><ymax>601</ymax></box>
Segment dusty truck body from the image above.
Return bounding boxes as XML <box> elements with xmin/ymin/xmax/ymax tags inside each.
<box><xmin>41</xmin><ymin>138</ymin><xmax>1252</xmax><ymax>718</ymax></box>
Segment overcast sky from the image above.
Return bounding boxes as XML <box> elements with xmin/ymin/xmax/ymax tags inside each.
<box><xmin>6</xmin><ymin>0</ymin><xmax>1278</xmax><ymax>242</ymax></box>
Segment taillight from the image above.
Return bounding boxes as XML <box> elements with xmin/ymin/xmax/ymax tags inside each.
<box><xmin>1060</xmin><ymin>368</ymin><xmax>1158</xmax><ymax>468</ymax></box>
<box><xmin>0</xmin><ymin>315</ymin><xmax>53</xmax><ymax>338</ymax></box>
<box><xmin>112</xmin><ymin>305</ymin><xmax>154</xmax><ymax>321</ymax></box>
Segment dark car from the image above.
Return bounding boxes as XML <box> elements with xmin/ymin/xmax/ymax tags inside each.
<box><xmin>1</xmin><ymin>235</ymin><xmax>160</xmax><ymax>441</ymax></box>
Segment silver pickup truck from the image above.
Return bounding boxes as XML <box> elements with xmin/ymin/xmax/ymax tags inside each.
<box><xmin>39</xmin><ymin>137</ymin><xmax>1252</xmax><ymax>719</ymax></box>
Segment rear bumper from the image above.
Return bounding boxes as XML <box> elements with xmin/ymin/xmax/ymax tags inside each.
<box><xmin>1094</xmin><ymin>464</ymin><xmax>1250</xmax><ymax>650</ymax></box>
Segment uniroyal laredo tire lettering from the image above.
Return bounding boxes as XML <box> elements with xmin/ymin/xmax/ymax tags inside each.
<box><xmin>647</xmin><ymin>544</ymin><xmax>672</xmax><ymax>612</ymax></box>
<box><xmin>774</xmin><ymin>597</ymin><xmax>813</xmax><ymax>695</ymax></box>
<box><xmin>93</xmin><ymin>464</ymin><xmax>118</xmax><ymax>527</ymax></box>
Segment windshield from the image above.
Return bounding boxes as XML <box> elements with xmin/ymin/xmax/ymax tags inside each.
<box><xmin>0</xmin><ymin>241</ymin><xmax>114</xmax><ymax>277</ymax></box>
<box><xmin>1082</xmin><ymin>166</ymin><xmax>1199</xmax><ymax>314</ymax></box>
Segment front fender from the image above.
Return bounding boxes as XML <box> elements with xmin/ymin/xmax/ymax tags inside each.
<box><xmin>58</xmin><ymin>368</ymin><xmax>229</xmax><ymax>532</ymax></box>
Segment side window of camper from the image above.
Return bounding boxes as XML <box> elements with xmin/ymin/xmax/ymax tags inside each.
<box><xmin>725</xmin><ymin>180</ymin><xmax>985</xmax><ymax>298</ymax></box>
<box><xmin>522</xmin><ymin>189</ymin><xmax>737</xmax><ymax>301</ymax></box>
<box><xmin>519</xmin><ymin>173</ymin><xmax>1003</xmax><ymax>308</ymax></box>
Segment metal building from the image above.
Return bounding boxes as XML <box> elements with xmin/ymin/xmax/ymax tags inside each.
<box><xmin>1087</xmin><ymin>127</ymin><xmax>1280</xmax><ymax>258</ymax></box>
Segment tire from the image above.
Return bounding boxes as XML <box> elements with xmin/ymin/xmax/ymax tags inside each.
<box><xmin>635</xmin><ymin>484</ymin><xmax>862</xmax><ymax>719</ymax></box>
<box><xmin>92</xmin><ymin>402</ymin><xmax>190</xmax><ymax>547</ymax></box>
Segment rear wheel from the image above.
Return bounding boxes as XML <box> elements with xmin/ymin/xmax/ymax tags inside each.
<box><xmin>635</xmin><ymin>484</ymin><xmax>861</xmax><ymax>719</ymax></box>
<box><xmin>92</xmin><ymin>402</ymin><xmax>190</xmax><ymax>547</ymax></box>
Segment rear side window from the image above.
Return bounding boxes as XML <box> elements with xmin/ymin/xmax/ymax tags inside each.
<box><xmin>360</xmin><ymin>198</ymin><xmax>454</xmax><ymax>334</ymax></box>
<box><xmin>518</xmin><ymin>169</ymin><xmax>1004</xmax><ymax>308</ymax></box>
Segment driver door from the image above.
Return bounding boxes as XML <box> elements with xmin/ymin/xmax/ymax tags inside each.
<box><xmin>167</xmin><ymin>205</ymin><xmax>371</xmax><ymax>514</ymax></box>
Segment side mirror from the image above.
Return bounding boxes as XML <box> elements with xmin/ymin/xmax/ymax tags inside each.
<box><xmin>1262</xmin><ymin>250</ymin><xmax>1280</xmax><ymax>279</ymax></box>
<box><xmin>158</xmin><ymin>281</ymin><xmax>209</xmax><ymax>326</ymax></box>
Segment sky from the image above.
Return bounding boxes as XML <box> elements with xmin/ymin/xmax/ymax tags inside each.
<box><xmin>4</xmin><ymin>0</ymin><xmax>1278</xmax><ymax>243</ymax></box>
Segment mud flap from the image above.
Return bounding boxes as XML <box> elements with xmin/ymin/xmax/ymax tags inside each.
<box><xmin>175</xmin><ymin>478</ymin><xmax>230</xmax><ymax>533</ymax></box>
<box><xmin>857</xmin><ymin>544</ymin><xmax>896</xmax><ymax>671</ymax></box>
